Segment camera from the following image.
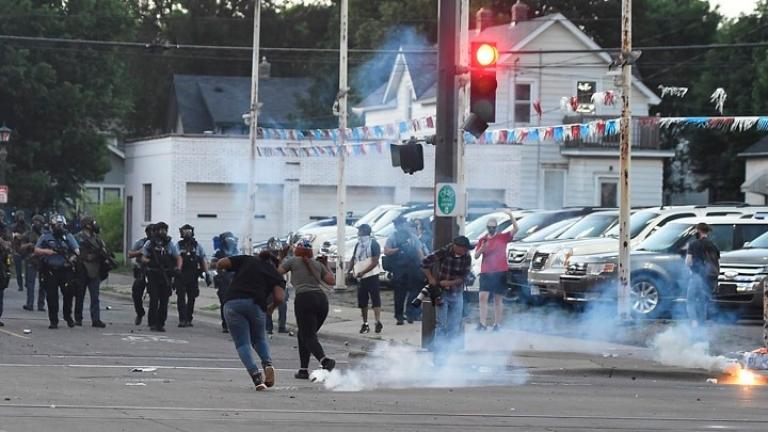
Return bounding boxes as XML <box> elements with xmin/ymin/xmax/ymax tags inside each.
<box><xmin>411</xmin><ymin>283</ymin><xmax>443</xmax><ymax>308</ymax></box>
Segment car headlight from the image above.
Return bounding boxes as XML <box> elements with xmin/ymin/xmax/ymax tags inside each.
<box><xmin>550</xmin><ymin>248</ymin><xmax>573</xmax><ymax>269</ymax></box>
<box><xmin>587</xmin><ymin>262</ymin><xmax>616</xmax><ymax>276</ymax></box>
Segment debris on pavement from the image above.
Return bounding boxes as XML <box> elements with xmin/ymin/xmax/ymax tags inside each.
<box><xmin>23</xmin><ymin>329</ymin><xmax>31</xmax><ymax>334</ymax></box>
<box><xmin>741</xmin><ymin>349</ymin><xmax>768</xmax><ymax>370</ymax></box>
<box><xmin>706</xmin><ymin>378</ymin><xmax>718</xmax><ymax>384</ymax></box>
<box><xmin>131</xmin><ymin>367</ymin><xmax>158</xmax><ymax>373</ymax></box>
<box><xmin>126</xmin><ymin>383</ymin><xmax>147</xmax><ymax>386</ymax></box>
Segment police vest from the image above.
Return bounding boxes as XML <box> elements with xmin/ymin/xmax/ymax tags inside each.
<box><xmin>179</xmin><ymin>239</ymin><xmax>201</xmax><ymax>276</ymax></box>
<box><xmin>39</xmin><ymin>235</ymin><xmax>76</xmax><ymax>270</ymax></box>
<box><xmin>146</xmin><ymin>238</ymin><xmax>176</xmax><ymax>271</ymax></box>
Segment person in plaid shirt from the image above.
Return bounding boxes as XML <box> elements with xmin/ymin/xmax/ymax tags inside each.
<box><xmin>421</xmin><ymin>236</ymin><xmax>472</xmax><ymax>350</ymax></box>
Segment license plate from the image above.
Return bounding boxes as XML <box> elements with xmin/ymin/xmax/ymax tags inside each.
<box><xmin>530</xmin><ymin>286</ymin><xmax>540</xmax><ymax>296</ymax></box>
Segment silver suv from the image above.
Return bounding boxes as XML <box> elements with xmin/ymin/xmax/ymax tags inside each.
<box><xmin>526</xmin><ymin>206</ymin><xmax>767</xmax><ymax>302</ymax></box>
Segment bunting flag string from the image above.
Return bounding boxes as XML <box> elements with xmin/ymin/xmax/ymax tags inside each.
<box><xmin>251</xmin><ymin>116</ymin><xmax>768</xmax><ymax>158</ymax></box>
<box><xmin>254</xmin><ymin>115</ymin><xmax>437</xmax><ymax>143</ymax></box>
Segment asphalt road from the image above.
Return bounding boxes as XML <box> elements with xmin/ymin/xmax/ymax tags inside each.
<box><xmin>1</xmin><ymin>287</ymin><xmax>768</xmax><ymax>431</ymax></box>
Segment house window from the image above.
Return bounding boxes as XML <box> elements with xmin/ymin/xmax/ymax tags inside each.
<box><xmin>599</xmin><ymin>178</ymin><xmax>618</xmax><ymax>207</ymax></box>
<box><xmin>577</xmin><ymin>80</ymin><xmax>597</xmax><ymax>113</ymax></box>
<box><xmin>542</xmin><ymin>170</ymin><xmax>565</xmax><ymax>209</ymax></box>
<box><xmin>143</xmin><ymin>184</ymin><xmax>152</xmax><ymax>222</ymax></box>
<box><xmin>103</xmin><ymin>188</ymin><xmax>121</xmax><ymax>203</ymax></box>
<box><xmin>86</xmin><ymin>187</ymin><xmax>100</xmax><ymax>204</ymax></box>
<box><xmin>515</xmin><ymin>83</ymin><xmax>531</xmax><ymax>124</ymax></box>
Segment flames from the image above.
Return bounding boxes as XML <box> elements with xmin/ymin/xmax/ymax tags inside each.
<box><xmin>720</xmin><ymin>364</ymin><xmax>767</xmax><ymax>386</ymax></box>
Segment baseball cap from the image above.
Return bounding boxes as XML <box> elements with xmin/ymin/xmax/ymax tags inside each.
<box><xmin>453</xmin><ymin>236</ymin><xmax>471</xmax><ymax>248</ymax></box>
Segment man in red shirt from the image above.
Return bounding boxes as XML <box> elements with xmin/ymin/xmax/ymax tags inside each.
<box><xmin>474</xmin><ymin>210</ymin><xmax>518</xmax><ymax>331</ymax></box>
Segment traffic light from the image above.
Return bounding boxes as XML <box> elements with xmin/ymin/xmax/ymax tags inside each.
<box><xmin>390</xmin><ymin>137</ymin><xmax>424</xmax><ymax>175</ymax></box>
<box><xmin>465</xmin><ymin>41</ymin><xmax>499</xmax><ymax>138</ymax></box>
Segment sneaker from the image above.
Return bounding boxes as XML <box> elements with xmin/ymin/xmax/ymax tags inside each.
<box><xmin>135</xmin><ymin>315</ymin><xmax>143</xmax><ymax>326</ymax></box>
<box><xmin>375</xmin><ymin>322</ymin><xmax>383</xmax><ymax>334</ymax></box>
<box><xmin>263</xmin><ymin>365</ymin><xmax>276</xmax><ymax>388</ymax></box>
<box><xmin>66</xmin><ymin>319</ymin><xmax>75</xmax><ymax>328</ymax></box>
<box><xmin>321</xmin><ymin>357</ymin><xmax>336</xmax><ymax>372</ymax></box>
<box><xmin>250</xmin><ymin>372</ymin><xmax>267</xmax><ymax>391</ymax></box>
<box><xmin>92</xmin><ymin>321</ymin><xmax>106</xmax><ymax>328</ymax></box>
<box><xmin>492</xmin><ymin>324</ymin><xmax>501</xmax><ymax>332</ymax></box>
<box><xmin>294</xmin><ymin>369</ymin><xmax>310</xmax><ymax>380</ymax></box>
<box><xmin>48</xmin><ymin>323</ymin><xmax>58</xmax><ymax>329</ymax></box>
<box><xmin>475</xmin><ymin>323</ymin><xmax>487</xmax><ymax>331</ymax></box>
<box><xmin>407</xmin><ymin>319</ymin><xmax>414</xmax><ymax>324</ymax></box>
<box><xmin>359</xmin><ymin>323</ymin><xmax>370</xmax><ymax>334</ymax></box>
<box><xmin>396</xmin><ymin>320</ymin><xmax>405</xmax><ymax>326</ymax></box>
<box><xmin>23</xmin><ymin>305</ymin><xmax>34</xmax><ymax>311</ymax></box>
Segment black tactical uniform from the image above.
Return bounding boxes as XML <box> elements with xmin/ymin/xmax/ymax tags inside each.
<box><xmin>131</xmin><ymin>224</ymin><xmax>153</xmax><ymax>325</ymax></box>
<box><xmin>212</xmin><ymin>232</ymin><xmax>238</xmax><ymax>333</ymax></box>
<box><xmin>141</xmin><ymin>222</ymin><xmax>180</xmax><ymax>332</ymax></box>
<box><xmin>35</xmin><ymin>215</ymin><xmax>80</xmax><ymax>329</ymax></box>
<box><xmin>175</xmin><ymin>224</ymin><xmax>210</xmax><ymax>328</ymax></box>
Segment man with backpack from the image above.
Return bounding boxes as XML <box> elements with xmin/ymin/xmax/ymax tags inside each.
<box><xmin>685</xmin><ymin>222</ymin><xmax>720</xmax><ymax>327</ymax></box>
<box><xmin>383</xmin><ymin>217</ymin><xmax>425</xmax><ymax>325</ymax></box>
<box><xmin>71</xmin><ymin>216</ymin><xmax>114</xmax><ymax>328</ymax></box>
<box><xmin>348</xmin><ymin>224</ymin><xmax>383</xmax><ymax>334</ymax></box>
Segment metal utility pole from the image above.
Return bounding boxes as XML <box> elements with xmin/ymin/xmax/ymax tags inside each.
<box><xmin>423</xmin><ymin>0</ymin><xmax>460</xmax><ymax>349</ymax></box>
<box><xmin>334</xmin><ymin>0</ymin><xmax>349</xmax><ymax>291</ymax></box>
<box><xmin>456</xmin><ymin>0</ymin><xmax>469</xmax><ymax>235</ymax></box>
<box><xmin>245</xmin><ymin>0</ymin><xmax>262</xmax><ymax>256</ymax></box>
<box><xmin>617</xmin><ymin>0</ymin><xmax>633</xmax><ymax>320</ymax></box>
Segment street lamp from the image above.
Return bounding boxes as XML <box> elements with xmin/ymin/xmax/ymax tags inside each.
<box><xmin>0</xmin><ymin>123</ymin><xmax>11</xmax><ymax>204</ymax></box>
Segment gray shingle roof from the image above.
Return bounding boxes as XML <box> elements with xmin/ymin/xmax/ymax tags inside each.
<box><xmin>740</xmin><ymin>135</ymin><xmax>768</xmax><ymax>157</ymax></box>
<box><xmin>172</xmin><ymin>74</ymin><xmax>313</xmax><ymax>133</ymax></box>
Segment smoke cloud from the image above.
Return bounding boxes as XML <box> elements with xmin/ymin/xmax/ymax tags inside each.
<box><xmin>651</xmin><ymin>324</ymin><xmax>733</xmax><ymax>372</ymax></box>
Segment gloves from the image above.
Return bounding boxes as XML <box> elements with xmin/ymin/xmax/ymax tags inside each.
<box><xmin>204</xmin><ymin>271</ymin><xmax>212</xmax><ymax>287</ymax></box>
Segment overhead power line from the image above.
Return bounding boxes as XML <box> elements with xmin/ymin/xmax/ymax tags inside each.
<box><xmin>2</xmin><ymin>34</ymin><xmax>768</xmax><ymax>55</ymax></box>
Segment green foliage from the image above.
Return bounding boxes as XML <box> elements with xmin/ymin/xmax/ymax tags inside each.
<box><xmin>0</xmin><ymin>0</ymin><xmax>136</xmax><ymax>211</ymax></box>
<box><xmin>91</xmin><ymin>200</ymin><xmax>124</xmax><ymax>253</ymax></box>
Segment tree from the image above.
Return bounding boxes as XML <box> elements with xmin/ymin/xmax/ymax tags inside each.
<box><xmin>0</xmin><ymin>0</ymin><xmax>136</xmax><ymax>211</ymax></box>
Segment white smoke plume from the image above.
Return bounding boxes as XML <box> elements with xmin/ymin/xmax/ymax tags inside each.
<box><xmin>651</xmin><ymin>324</ymin><xmax>732</xmax><ymax>372</ymax></box>
<box><xmin>315</xmin><ymin>340</ymin><xmax>527</xmax><ymax>392</ymax></box>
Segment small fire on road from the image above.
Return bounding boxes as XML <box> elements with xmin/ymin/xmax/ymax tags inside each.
<box><xmin>720</xmin><ymin>365</ymin><xmax>767</xmax><ymax>386</ymax></box>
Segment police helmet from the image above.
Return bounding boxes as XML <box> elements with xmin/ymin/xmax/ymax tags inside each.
<box><xmin>32</xmin><ymin>214</ymin><xmax>45</xmax><ymax>224</ymax></box>
<box><xmin>154</xmin><ymin>221</ymin><xmax>169</xmax><ymax>235</ymax></box>
<box><xmin>14</xmin><ymin>210</ymin><xmax>25</xmax><ymax>221</ymax></box>
<box><xmin>179</xmin><ymin>224</ymin><xmax>195</xmax><ymax>238</ymax></box>
<box><xmin>50</xmin><ymin>214</ymin><xmax>67</xmax><ymax>226</ymax></box>
<box><xmin>145</xmin><ymin>223</ymin><xmax>154</xmax><ymax>235</ymax></box>
<box><xmin>81</xmin><ymin>215</ymin><xmax>95</xmax><ymax>228</ymax></box>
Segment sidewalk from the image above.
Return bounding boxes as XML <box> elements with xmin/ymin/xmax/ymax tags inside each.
<box><xmin>101</xmin><ymin>272</ymin><xmax>719</xmax><ymax>380</ymax></box>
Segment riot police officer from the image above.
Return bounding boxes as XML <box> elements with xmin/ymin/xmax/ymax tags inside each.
<box><xmin>128</xmin><ymin>224</ymin><xmax>154</xmax><ymax>325</ymax></box>
<box><xmin>212</xmin><ymin>232</ymin><xmax>238</xmax><ymax>333</ymax></box>
<box><xmin>72</xmin><ymin>216</ymin><xmax>111</xmax><ymax>328</ymax></box>
<box><xmin>11</xmin><ymin>210</ymin><xmax>28</xmax><ymax>292</ymax></box>
<box><xmin>141</xmin><ymin>222</ymin><xmax>181</xmax><ymax>332</ymax></box>
<box><xmin>176</xmin><ymin>224</ymin><xmax>211</xmax><ymax>328</ymax></box>
<box><xmin>34</xmin><ymin>215</ymin><xmax>80</xmax><ymax>329</ymax></box>
<box><xmin>0</xmin><ymin>230</ymin><xmax>11</xmax><ymax>326</ymax></box>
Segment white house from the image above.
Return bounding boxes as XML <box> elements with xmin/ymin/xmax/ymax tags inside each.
<box><xmin>740</xmin><ymin>136</ymin><xmax>768</xmax><ymax>205</ymax></box>
<box><xmin>355</xmin><ymin>3</ymin><xmax>672</xmax><ymax>210</ymax></box>
<box><xmin>125</xmin><ymin>2</ymin><xmax>673</xmax><ymax>250</ymax></box>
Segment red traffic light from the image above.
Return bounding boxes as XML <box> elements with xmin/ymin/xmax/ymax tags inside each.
<box><xmin>474</xmin><ymin>43</ymin><xmax>498</xmax><ymax>67</ymax></box>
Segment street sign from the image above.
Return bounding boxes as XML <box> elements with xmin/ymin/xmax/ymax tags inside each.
<box><xmin>435</xmin><ymin>183</ymin><xmax>461</xmax><ymax>217</ymax></box>
<box><xmin>0</xmin><ymin>185</ymin><xmax>8</xmax><ymax>204</ymax></box>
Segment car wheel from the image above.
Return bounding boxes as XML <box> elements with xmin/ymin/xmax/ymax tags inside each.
<box><xmin>629</xmin><ymin>275</ymin><xmax>668</xmax><ymax>319</ymax></box>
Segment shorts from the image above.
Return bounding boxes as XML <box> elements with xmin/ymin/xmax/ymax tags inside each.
<box><xmin>479</xmin><ymin>272</ymin><xmax>508</xmax><ymax>295</ymax></box>
<box><xmin>357</xmin><ymin>276</ymin><xmax>382</xmax><ymax>308</ymax></box>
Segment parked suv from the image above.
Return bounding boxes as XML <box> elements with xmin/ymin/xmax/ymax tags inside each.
<box><xmin>712</xmin><ymin>230</ymin><xmax>768</xmax><ymax>318</ymax></box>
<box><xmin>560</xmin><ymin>217</ymin><xmax>768</xmax><ymax>318</ymax></box>
<box><xmin>526</xmin><ymin>206</ymin><xmax>766</xmax><ymax>302</ymax></box>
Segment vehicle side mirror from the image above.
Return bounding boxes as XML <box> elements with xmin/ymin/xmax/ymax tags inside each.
<box><xmin>744</xmin><ymin>241</ymin><xmax>751</xmax><ymax>248</ymax></box>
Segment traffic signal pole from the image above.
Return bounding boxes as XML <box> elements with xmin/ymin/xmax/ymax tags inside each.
<box><xmin>423</xmin><ymin>0</ymin><xmax>461</xmax><ymax>349</ymax></box>
<box><xmin>245</xmin><ymin>0</ymin><xmax>262</xmax><ymax>256</ymax></box>
<box><xmin>335</xmin><ymin>0</ymin><xmax>349</xmax><ymax>291</ymax></box>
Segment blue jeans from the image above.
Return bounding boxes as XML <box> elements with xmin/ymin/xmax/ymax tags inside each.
<box><xmin>73</xmin><ymin>276</ymin><xmax>101</xmax><ymax>322</ymax></box>
<box><xmin>687</xmin><ymin>272</ymin><xmax>714</xmax><ymax>323</ymax></box>
<box><xmin>435</xmin><ymin>289</ymin><xmax>464</xmax><ymax>350</ymax></box>
<box><xmin>25</xmin><ymin>262</ymin><xmax>39</xmax><ymax>308</ymax></box>
<box><xmin>224</xmin><ymin>298</ymin><xmax>271</xmax><ymax>375</ymax></box>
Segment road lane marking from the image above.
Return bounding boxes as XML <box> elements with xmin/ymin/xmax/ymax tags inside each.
<box><xmin>0</xmin><ymin>363</ymin><xmax>297</xmax><ymax>373</ymax></box>
<box><xmin>0</xmin><ymin>328</ymin><xmax>30</xmax><ymax>340</ymax></box>
<box><xmin>0</xmin><ymin>403</ymin><xmax>766</xmax><ymax>424</ymax></box>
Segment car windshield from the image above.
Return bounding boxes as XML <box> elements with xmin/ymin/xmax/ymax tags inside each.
<box><xmin>557</xmin><ymin>214</ymin><xmax>617</xmax><ymax>240</ymax></box>
<box><xmin>745</xmin><ymin>230</ymin><xmax>768</xmax><ymax>248</ymax></box>
<box><xmin>371</xmin><ymin>208</ymin><xmax>405</xmax><ymax>232</ymax></box>
<box><xmin>605</xmin><ymin>211</ymin><xmax>660</xmax><ymax>239</ymax></box>
<box><xmin>465</xmin><ymin>212</ymin><xmax>508</xmax><ymax>241</ymax></box>
<box><xmin>355</xmin><ymin>206</ymin><xmax>391</xmax><ymax>228</ymax></box>
<box><xmin>635</xmin><ymin>222</ymin><xmax>692</xmax><ymax>253</ymax></box>
<box><xmin>374</xmin><ymin>210</ymin><xmax>433</xmax><ymax>239</ymax></box>
<box><xmin>513</xmin><ymin>212</ymin><xmax>556</xmax><ymax>240</ymax></box>
<box><xmin>522</xmin><ymin>218</ymin><xmax>579</xmax><ymax>242</ymax></box>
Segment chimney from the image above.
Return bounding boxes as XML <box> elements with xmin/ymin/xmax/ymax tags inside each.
<box><xmin>511</xmin><ymin>0</ymin><xmax>531</xmax><ymax>25</ymax></box>
<box><xmin>475</xmin><ymin>7</ymin><xmax>493</xmax><ymax>33</ymax></box>
<box><xmin>258</xmin><ymin>56</ymin><xmax>271</xmax><ymax>79</ymax></box>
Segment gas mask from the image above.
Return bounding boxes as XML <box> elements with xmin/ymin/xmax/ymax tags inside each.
<box><xmin>487</xmin><ymin>225</ymin><xmax>497</xmax><ymax>235</ymax></box>
<box><xmin>181</xmin><ymin>229</ymin><xmax>193</xmax><ymax>239</ymax></box>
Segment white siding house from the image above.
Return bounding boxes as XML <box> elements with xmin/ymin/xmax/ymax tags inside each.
<box><xmin>739</xmin><ymin>136</ymin><xmax>768</xmax><ymax>205</ymax></box>
<box><xmin>355</xmin><ymin>9</ymin><xmax>671</xmax><ymax>210</ymax></box>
